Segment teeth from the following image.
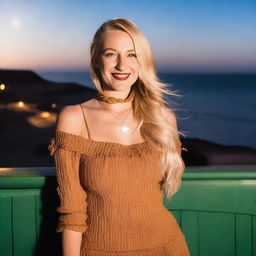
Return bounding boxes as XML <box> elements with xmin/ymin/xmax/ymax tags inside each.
<box><xmin>112</xmin><ymin>73</ymin><xmax>129</xmax><ymax>78</ymax></box>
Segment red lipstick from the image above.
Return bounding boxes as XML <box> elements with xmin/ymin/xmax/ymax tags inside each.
<box><xmin>112</xmin><ymin>73</ymin><xmax>130</xmax><ymax>81</ymax></box>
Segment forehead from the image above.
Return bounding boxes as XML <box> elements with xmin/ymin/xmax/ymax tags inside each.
<box><xmin>102</xmin><ymin>30</ymin><xmax>135</xmax><ymax>50</ymax></box>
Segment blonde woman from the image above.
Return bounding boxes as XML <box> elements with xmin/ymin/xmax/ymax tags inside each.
<box><xmin>48</xmin><ymin>18</ymin><xmax>190</xmax><ymax>256</ymax></box>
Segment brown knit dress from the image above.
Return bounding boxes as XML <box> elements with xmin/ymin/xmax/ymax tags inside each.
<box><xmin>48</xmin><ymin>109</ymin><xmax>190</xmax><ymax>256</ymax></box>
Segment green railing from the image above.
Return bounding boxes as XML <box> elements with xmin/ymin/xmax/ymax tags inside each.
<box><xmin>0</xmin><ymin>167</ymin><xmax>256</xmax><ymax>256</ymax></box>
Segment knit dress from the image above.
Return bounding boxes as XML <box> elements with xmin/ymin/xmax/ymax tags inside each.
<box><xmin>48</xmin><ymin>111</ymin><xmax>190</xmax><ymax>256</ymax></box>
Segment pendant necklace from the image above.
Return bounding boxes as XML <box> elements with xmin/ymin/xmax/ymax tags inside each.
<box><xmin>97</xmin><ymin>101</ymin><xmax>132</xmax><ymax>133</ymax></box>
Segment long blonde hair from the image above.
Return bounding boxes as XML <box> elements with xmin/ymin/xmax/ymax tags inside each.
<box><xmin>90</xmin><ymin>18</ymin><xmax>185</xmax><ymax>200</ymax></box>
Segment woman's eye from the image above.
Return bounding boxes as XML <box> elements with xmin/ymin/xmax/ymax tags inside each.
<box><xmin>128</xmin><ymin>53</ymin><xmax>137</xmax><ymax>58</ymax></box>
<box><xmin>104</xmin><ymin>52</ymin><xmax>115</xmax><ymax>57</ymax></box>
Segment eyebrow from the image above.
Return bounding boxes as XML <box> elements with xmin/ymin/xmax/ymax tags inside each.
<box><xmin>102</xmin><ymin>48</ymin><xmax>135</xmax><ymax>53</ymax></box>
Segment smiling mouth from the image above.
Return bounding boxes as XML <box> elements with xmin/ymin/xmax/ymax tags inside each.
<box><xmin>112</xmin><ymin>73</ymin><xmax>130</xmax><ymax>80</ymax></box>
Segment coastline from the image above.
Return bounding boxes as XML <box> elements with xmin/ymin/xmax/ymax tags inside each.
<box><xmin>0</xmin><ymin>69</ymin><xmax>255</xmax><ymax>167</ymax></box>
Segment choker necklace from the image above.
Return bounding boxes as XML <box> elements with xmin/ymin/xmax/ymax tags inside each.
<box><xmin>97</xmin><ymin>101</ymin><xmax>132</xmax><ymax>133</ymax></box>
<box><xmin>96</xmin><ymin>89</ymin><xmax>135</xmax><ymax>104</ymax></box>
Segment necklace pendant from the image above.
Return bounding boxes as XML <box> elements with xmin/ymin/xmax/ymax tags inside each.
<box><xmin>120</xmin><ymin>123</ymin><xmax>130</xmax><ymax>133</ymax></box>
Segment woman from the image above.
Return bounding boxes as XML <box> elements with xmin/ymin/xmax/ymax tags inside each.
<box><xmin>49</xmin><ymin>18</ymin><xmax>190</xmax><ymax>256</ymax></box>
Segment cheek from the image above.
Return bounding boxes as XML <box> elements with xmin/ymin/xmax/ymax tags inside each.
<box><xmin>100</xmin><ymin>58</ymin><xmax>114</xmax><ymax>71</ymax></box>
<box><xmin>127</xmin><ymin>57</ymin><xmax>137</xmax><ymax>66</ymax></box>
<box><xmin>131</xmin><ymin>62</ymin><xmax>140</xmax><ymax>74</ymax></box>
<box><xmin>99</xmin><ymin>65</ymin><xmax>109</xmax><ymax>83</ymax></box>
<box><xmin>100</xmin><ymin>63</ymin><xmax>112</xmax><ymax>80</ymax></box>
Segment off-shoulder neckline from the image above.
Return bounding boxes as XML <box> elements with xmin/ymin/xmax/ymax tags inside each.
<box><xmin>55</xmin><ymin>130</ymin><xmax>148</xmax><ymax>148</ymax></box>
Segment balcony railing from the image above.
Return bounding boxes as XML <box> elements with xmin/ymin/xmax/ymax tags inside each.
<box><xmin>0</xmin><ymin>166</ymin><xmax>256</xmax><ymax>256</ymax></box>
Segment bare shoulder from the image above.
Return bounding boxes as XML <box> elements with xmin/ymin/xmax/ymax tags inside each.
<box><xmin>163</xmin><ymin>107</ymin><xmax>178</xmax><ymax>129</ymax></box>
<box><xmin>56</xmin><ymin>104</ymin><xmax>83</xmax><ymax>135</ymax></box>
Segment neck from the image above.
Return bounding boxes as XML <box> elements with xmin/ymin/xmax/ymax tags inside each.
<box><xmin>96</xmin><ymin>88</ymin><xmax>135</xmax><ymax>111</ymax></box>
<box><xmin>102</xmin><ymin>91</ymin><xmax>128</xmax><ymax>98</ymax></box>
<box><xmin>100</xmin><ymin>83</ymin><xmax>133</xmax><ymax>99</ymax></box>
<box><xmin>96</xmin><ymin>99</ymin><xmax>133</xmax><ymax>113</ymax></box>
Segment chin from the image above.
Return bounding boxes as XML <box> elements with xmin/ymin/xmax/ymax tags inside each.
<box><xmin>108</xmin><ymin>80</ymin><xmax>136</xmax><ymax>91</ymax></box>
<box><xmin>111</xmin><ymin>84</ymin><xmax>132</xmax><ymax>92</ymax></box>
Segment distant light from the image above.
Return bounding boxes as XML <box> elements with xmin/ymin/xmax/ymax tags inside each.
<box><xmin>40</xmin><ymin>111</ymin><xmax>50</xmax><ymax>118</ymax></box>
<box><xmin>12</xmin><ymin>18</ymin><xmax>21</xmax><ymax>29</ymax></box>
<box><xmin>0</xmin><ymin>84</ymin><xmax>5</xmax><ymax>90</ymax></box>
<box><xmin>27</xmin><ymin>112</ymin><xmax>57</xmax><ymax>128</ymax></box>
<box><xmin>18</xmin><ymin>101</ymin><xmax>24</xmax><ymax>108</ymax></box>
<box><xmin>9</xmin><ymin>101</ymin><xmax>34</xmax><ymax>112</ymax></box>
<box><xmin>51</xmin><ymin>103</ymin><xmax>57</xmax><ymax>108</ymax></box>
<box><xmin>0</xmin><ymin>168</ymin><xmax>14</xmax><ymax>173</ymax></box>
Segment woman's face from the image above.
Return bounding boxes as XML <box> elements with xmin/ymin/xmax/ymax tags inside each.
<box><xmin>98</xmin><ymin>30</ymin><xmax>139</xmax><ymax>93</ymax></box>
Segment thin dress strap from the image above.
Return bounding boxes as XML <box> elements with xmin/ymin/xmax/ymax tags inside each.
<box><xmin>79</xmin><ymin>104</ymin><xmax>91</xmax><ymax>140</ymax></box>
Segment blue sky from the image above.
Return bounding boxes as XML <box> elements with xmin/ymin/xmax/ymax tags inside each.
<box><xmin>1</xmin><ymin>0</ymin><xmax>256</xmax><ymax>72</ymax></box>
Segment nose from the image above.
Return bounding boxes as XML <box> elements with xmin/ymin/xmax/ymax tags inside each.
<box><xmin>115</xmin><ymin>55</ymin><xmax>127</xmax><ymax>70</ymax></box>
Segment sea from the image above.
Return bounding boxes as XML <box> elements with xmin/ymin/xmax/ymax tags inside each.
<box><xmin>38</xmin><ymin>71</ymin><xmax>256</xmax><ymax>148</ymax></box>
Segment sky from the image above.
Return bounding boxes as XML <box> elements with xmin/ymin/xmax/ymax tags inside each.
<box><xmin>1</xmin><ymin>0</ymin><xmax>256</xmax><ymax>73</ymax></box>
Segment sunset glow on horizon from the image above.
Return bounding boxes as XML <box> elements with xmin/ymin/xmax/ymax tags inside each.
<box><xmin>1</xmin><ymin>0</ymin><xmax>256</xmax><ymax>73</ymax></box>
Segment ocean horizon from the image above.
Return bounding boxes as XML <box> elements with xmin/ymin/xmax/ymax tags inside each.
<box><xmin>38</xmin><ymin>71</ymin><xmax>256</xmax><ymax>149</ymax></box>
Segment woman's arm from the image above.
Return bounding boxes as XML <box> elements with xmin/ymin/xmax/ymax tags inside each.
<box><xmin>62</xmin><ymin>230</ymin><xmax>83</xmax><ymax>256</ymax></box>
<box><xmin>50</xmin><ymin>105</ymin><xmax>87</xmax><ymax>256</ymax></box>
